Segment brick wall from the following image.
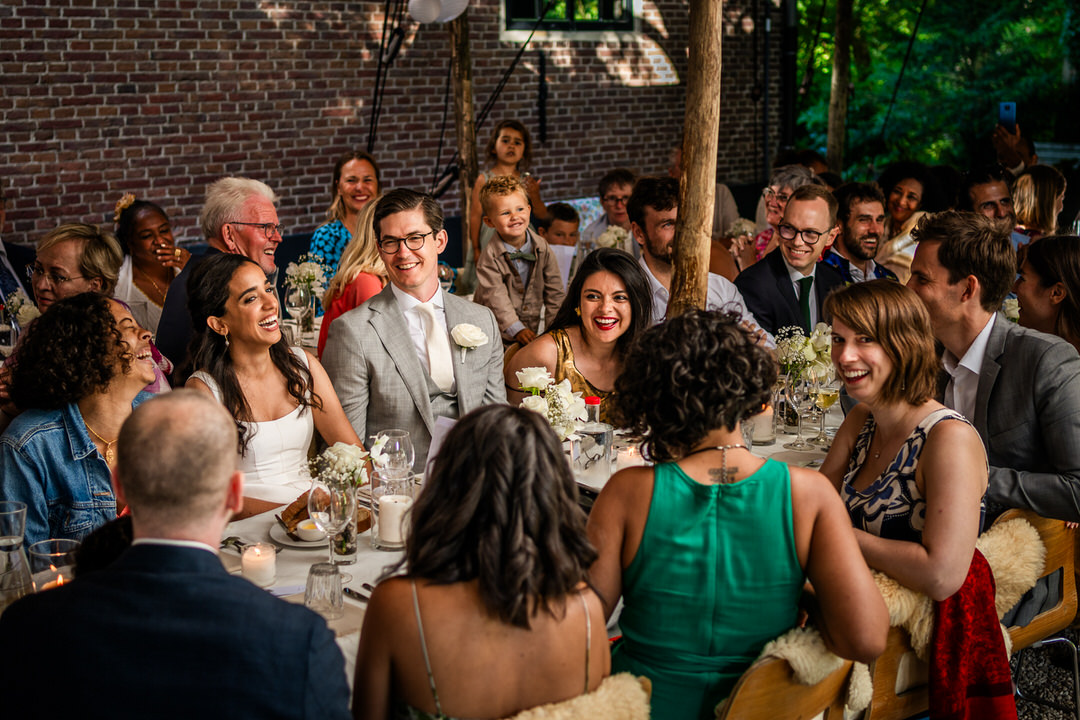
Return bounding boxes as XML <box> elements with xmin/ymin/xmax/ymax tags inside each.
<box><xmin>0</xmin><ymin>0</ymin><xmax>782</xmax><ymax>248</ymax></box>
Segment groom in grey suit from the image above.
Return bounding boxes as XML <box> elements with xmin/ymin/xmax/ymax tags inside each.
<box><xmin>323</xmin><ymin>189</ymin><xmax>505</xmax><ymax>468</ymax></box>
<box><xmin>908</xmin><ymin>211</ymin><xmax>1080</xmax><ymax>522</ymax></box>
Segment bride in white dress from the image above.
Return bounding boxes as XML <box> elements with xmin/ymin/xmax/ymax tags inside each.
<box><xmin>185</xmin><ymin>253</ymin><xmax>363</xmax><ymax>506</ymax></box>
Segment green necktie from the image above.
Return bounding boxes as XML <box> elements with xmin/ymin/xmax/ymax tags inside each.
<box><xmin>797</xmin><ymin>275</ymin><xmax>814</xmax><ymax>332</ymax></box>
<box><xmin>506</xmin><ymin>251</ymin><xmax>536</xmax><ymax>262</ymax></box>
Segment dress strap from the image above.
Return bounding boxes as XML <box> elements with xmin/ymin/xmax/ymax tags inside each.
<box><xmin>579</xmin><ymin>591</ymin><xmax>592</xmax><ymax>694</ymax></box>
<box><xmin>411</xmin><ymin>581</ymin><xmax>446</xmax><ymax>718</ymax></box>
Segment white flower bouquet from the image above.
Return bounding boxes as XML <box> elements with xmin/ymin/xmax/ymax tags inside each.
<box><xmin>3</xmin><ymin>288</ymin><xmax>40</xmax><ymax>327</ymax></box>
<box><xmin>285</xmin><ymin>254</ymin><xmax>329</xmax><ymax>301</ymax></box>
<box><xmin>516</xmin><ymin>367</ymin><xmax>587</xmax><ymax>441</ymax></box>
<box><xmin>775</xmin><ymin>323</ymin><xmax>832</xmax><ymax>381</ymax></box>
<box><xmin>595</xmin><ymin>225</ymin><xmax>630</xmax><ymax>251</ymax></box>
<box><xmin>309</xmin><ymin>442</ymin><xmax>371</xmax><ymax>487</ymax></box>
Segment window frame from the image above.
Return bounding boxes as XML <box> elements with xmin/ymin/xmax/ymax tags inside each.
<box><xmin>504</xmin><ymin>0</ymin><xmax>636</xmax><ymax>33</ymax></box>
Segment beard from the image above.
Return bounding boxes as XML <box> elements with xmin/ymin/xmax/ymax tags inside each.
<box><xmin>841</xmin><ymin>230</ymin><xmax>878</xmax><ymax>262</ymax></box>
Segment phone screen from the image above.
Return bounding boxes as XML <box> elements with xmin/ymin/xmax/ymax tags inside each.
<box><xmin>999</xmin><ymin>102</ymin><xmax>1016</xmax><ymax>134</ymax></box>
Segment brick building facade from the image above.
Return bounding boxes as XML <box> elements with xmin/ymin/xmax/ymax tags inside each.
<box><xmin>1</xmin><ymin>0</ymin><xmax>782</xmax><ymax>248</ymax></box>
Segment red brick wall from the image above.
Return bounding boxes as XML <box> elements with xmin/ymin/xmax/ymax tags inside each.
<box><xmin>0</xmin><ymin>0</ymin><xmax>781</xmax><ymax>247</ymax></box>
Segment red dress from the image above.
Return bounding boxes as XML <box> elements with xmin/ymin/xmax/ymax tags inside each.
<box><xmin>316</xmin><ymin>272</ymin><xmax>385</xmax><ymax>358</ymax></box>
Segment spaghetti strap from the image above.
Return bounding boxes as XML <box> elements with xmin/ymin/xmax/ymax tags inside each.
<box><xmin>579</xmin><ymin>591</ymin><xmax>592</xmax><ymax>694</ymax></box>
<box><xmin>411</xmin><ymin>581</ymin><xmax>446</xmax><ymax>718</ymax></box>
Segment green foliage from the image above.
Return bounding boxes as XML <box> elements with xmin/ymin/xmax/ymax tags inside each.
<box><xmin>797</xmin><ymin>0</ymin><xmax>1078</xmax><ymax>179</ymax></box>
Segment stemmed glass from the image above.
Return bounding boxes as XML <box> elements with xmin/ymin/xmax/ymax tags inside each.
<box><xmin>811</xmin><ymin>373</ymin><xmax>841</xmax><ymax>448</ymax></box>
<box><xmin>373</xmin><ymin>429</ymin><xmax>415</xmax><ymax>474</ymax></box>
<box><xmin>284</xmin><ymin>285</ymin><xmax>312</xmax><ymax>342</ymax></box>
<box><xmin>307</xmin><ymin>477</ymin><xmax>357</xmax><ymax>582</ymax></box>
<box><xmin>782</xmin><ymin>374</ymin><xmax>816</xmax><ymax>451</ymax></box>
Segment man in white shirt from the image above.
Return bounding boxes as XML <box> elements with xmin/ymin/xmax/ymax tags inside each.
<box><xmin>0</xmin><ymin>390</ymin><xmax>352</xmax><ymax>719</ymax></box>
<box><xmin>628</xmin><ymin>176</ymin><xmax>768</xmax><ymax>343</ymax></box>
<box><xmin>907</xmin><ymin>210</ymin><xmax>1080</xmax><ymax>521</ymax></box>
<box><xmin>323</xmin><ymin>189</ymin><xmax>505</xmax><ymax>468</ymax></box>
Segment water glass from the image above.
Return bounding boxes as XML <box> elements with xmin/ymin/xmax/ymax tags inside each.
<box><xmin>28</xmin><ymin>538</ymin><xmax>80</xmax><ymax>591</ymax></box>
<box><xmin>304</xmin><ymin>562</ymin><xmax>344</xmax><ymax>620</ymax></box>
<box><xmin>573</xmin><ymin>422</ymin><xmax>614</xmax><ymax>486</ymax></box>
<box><xmin>372</xmin><ymin>429</ymin><xmax>415</xmax><ymax>473</ymax></box>
<box><xmin>0</xmin><ymin>502</ymin><xmax>32</xmax><ymax>616</ymax></box>
<box><xmin>370</xmin><ymin>470</ymin><xmax>416</xmax><ymax>551</ymax></box>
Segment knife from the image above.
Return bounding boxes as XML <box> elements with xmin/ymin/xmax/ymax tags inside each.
<box><xmin>344</xmin><ymin>587</ymin><xmax>369</xmax><ymax>603</ymax></box>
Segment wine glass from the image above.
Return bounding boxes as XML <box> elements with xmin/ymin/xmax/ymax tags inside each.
<box><xmin>783</xmin><ymin>375</ymin><xmax>815</xmax><ymax>451</ymax></box>
<box><xmin>284</xmin><ymin>285</ymin><xmax>311</xmax><ymax>334</ymax></box>
<box><xmin>307</xmin><ymin>477</ymin><xmax>357</xmax><ymax>582</ymax></box>
<box><xmin>811</xmin><ymin>374</ymin><xmax>841</xmax><ymax>448</ymax></box>
<box><xmin>374</xmin><ymin>429</ymin><xmax>415</xmax><ymax>473</ymax></box>
<box><xmin>437</xmin><ymin>262</ymin><xmax>456</xmax><ymax>293</ymax></box>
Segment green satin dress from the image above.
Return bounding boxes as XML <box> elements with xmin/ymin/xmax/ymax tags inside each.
<box><xmin>611</xmin><ymin>458</ymin><xmax>805</xmax><ymax>720</ymax></box>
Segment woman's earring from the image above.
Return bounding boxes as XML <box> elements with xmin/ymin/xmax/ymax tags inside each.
<box><xmin>221</xmin><ymin>331</ymin><xmax>229</xmax><ymax>348</ymax></box>
<box><xmin>575</xmin><ymin>307</ymin><xmax>581</xmax><ymax>317</ymax></box>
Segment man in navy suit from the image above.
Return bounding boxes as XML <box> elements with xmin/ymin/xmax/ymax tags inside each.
<box><xmin>735</xmin><ymin>184</ymin><xmax>845</xmax><ymax>335</ymax></box>
<box><xmin>0</xmin><ymin>390</ymin><xmax>351</xmax><ymax>720</ymax></box>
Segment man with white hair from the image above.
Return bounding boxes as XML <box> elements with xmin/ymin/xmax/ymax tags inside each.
<box><xmin>0</xmin><ymin>390</ymin><xmax>351</xmax><ymax>719</ymax></box>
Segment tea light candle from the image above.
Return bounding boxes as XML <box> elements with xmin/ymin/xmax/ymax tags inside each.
<box><xmin>34</xmin><ymin>567</ymin><xmax>71</xmax><ymax>591</ymax></box>
<box><xmin>616</xmin><ymin>446</ymin><xmax>647</xmax><ymax>471</ymax></box>
<box><xmin>241</xmin><ymin>543</ymin><xmax>276</xmax><ymax>587</ymax></box>
<box><xmin>378</xmin><ymin>494</ymin><xmax>413</xmax><ymax>544</ymax></box>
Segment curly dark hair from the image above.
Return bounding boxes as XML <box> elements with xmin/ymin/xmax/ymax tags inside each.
<box><xmin>10</xmin><ymin>293</ymin><xmax>127</xmax><ymax>411</ymax></box>
<box><xmin>546</xmin><ymin>247</ymin><xmax>652</xmax><ymax>358</ymax></box>
<box><xmin>186</xmin><ymin>253</ymin><xmax>321</xmax><ymax>455</ymax></box>
<box><xmin>612</xmin><ymin>309</ymin><xmax>776</xmax><ymax>463</ymax></box>
<box><xmin>390</xmin><ymin>405</ymin><xmax>598</xmax><ymax>629</ymax></box>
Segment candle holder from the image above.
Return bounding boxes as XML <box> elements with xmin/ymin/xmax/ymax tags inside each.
<box><xmin>241</xmin><ymin>542</ymin><xmax>277</xmax><ymax>588</ymax></box>
<box><xmin>28</xmin><ymin>538</ymin><xmax>80</xmax><ymax>591</ymax></box>
<box><xmin>370</xmin><ymin>470</ymin><xmax>416</xmax><ymax>551</ymax></box>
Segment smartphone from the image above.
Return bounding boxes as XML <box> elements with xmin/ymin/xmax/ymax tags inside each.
<box><xmin>999</xmin><ymin>102</ymin><xmax>1016</xmax><ymax>134</ymax></box>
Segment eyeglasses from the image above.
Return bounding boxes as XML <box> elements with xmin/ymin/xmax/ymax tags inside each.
<box><xmin>378</xmin><ymin>230</ymin><xmax>433</xmax><ymax>254</ymax></box>
<box><xmin>777</xmin><ymin>223</ymin><xmax>829</xmax><ymax>244</ymax></box>
<box><xmin>227</xmin><ymin>221</ymin><xmax>283</xmax><ymax>239</ymax></box>
<box><xmin>762</xmin><ymin>188</ymin><xmax>792</xmax><ymax>204</ymax></box>
<box><xmin>602</xmin><ymin>195</ymin><xmax>630</xmax><ymax>205</ymax></box>
<box><xmin>27</xmin><ymin>265</ymin><xmax>85</xmax><ymax>287</ymax></box>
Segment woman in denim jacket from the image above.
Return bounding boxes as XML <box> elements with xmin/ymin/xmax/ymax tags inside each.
<box><xmin>0</xmin><ymin>293</ymin><xmax>155</xmax><ymax>546</ymax></box>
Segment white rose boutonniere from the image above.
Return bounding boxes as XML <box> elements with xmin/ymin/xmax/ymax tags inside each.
<box><xmin>1003</xmin><ymin>298</ymin><xmax>1020</xmax><ymax>323</ymax></box>
<box><xmin>450</xmin><ymin>323</ymin><xmax>489</xmax><ymax>362</ymax></box>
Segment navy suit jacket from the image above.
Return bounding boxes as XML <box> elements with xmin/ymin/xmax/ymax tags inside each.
<box><xmin>0</xmin><ymin>544</ymin><xmax>351</xmax><ymax>720</ymax></box>
<box><xmin>734</xmin><ymin>248</ymin><xmax>845</xmax><ymax>335</ymax></box>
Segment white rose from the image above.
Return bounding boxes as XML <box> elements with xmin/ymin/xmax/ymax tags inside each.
<box><xmin>516</xmin><ymin>366</ymin><xmax>553</xmax><ymax>391</ymax></box>
<box><xmin>1003</xmin><ymin>298</ymin><xmax>1020</xmax><ymax>322</ymax></box>
<box><xmin>521</xmin><ymin>395</ymin><xmax>548</xmax><ymax>414</ymax></box>
<box><xmin>450</xmin><ymin>323</ymin><xmax>488</xmax><ymax>349</ymax></box>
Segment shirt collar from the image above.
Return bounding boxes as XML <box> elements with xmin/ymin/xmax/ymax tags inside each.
<box><xmin>502</xmin><ymin>236</ymin><xmax>534</xmax><ymax>256</ymax></box>
<box><xmin>62</xmin><ymin>402</ymin><xmax>100</xmax><ymax>461</ymax></box>
<box><xmin>132</xmin><ymin>538</ymin><xmax>219</xmax><ymax>554</ymax></box>
<box><xmin>638</xmin><ymin>256</ymin><xmax>667</xmax><ymax>297</ymax></box>
<box><xmin>944</xmin><ymin>314</ymin><xmax>996</xmax><ymax>376</ymax></box>
<box><xmin>390</xmin><ymin>283</ymin><xmax>443</xmax><ymax>314</ymax></box>
<box><xmin>784</xmin><ymin>256</ymin><xmax>817</xmax><ymax>283</ymax></box>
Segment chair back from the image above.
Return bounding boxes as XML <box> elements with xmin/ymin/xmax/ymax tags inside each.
<box><xmin>863</xmin><ymin>626</ymin><xmax>929</xmax><ymax>720</ymax></box>
<box><xmin>715</xmin><ymin>657</ymin><xmax>853</xmax><ymax>720</ymax></box>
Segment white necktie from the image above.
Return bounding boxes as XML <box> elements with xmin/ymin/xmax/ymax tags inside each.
<box><xmin>416</xmin><ymin>302</ymin><xmax>455</xmax><ymax>393</ymax></box>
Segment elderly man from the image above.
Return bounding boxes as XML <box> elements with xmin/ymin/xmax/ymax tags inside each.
<box><xmin>156</xmin><ymin>176</ymin><xmax>282</xmax><ymax>374</ymax></box>
<box><xmin>0</xmin><ymin>390</ymin><xmax>351</xmax><ymax>719</ymax></box>
<box><xmin>907</xmin><ymin>211</ymin><xmax>1080</xmax><ymax>521</ymax></box>
<box><xmin>323</xmin><ymin>189</ymin><xmax>504</xmax><ymax>469</ymax></box>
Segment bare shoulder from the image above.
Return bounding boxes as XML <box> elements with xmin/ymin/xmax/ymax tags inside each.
<box><xmin>185</xmin><ymin>375</ymin><xmax>213</xmax><ymax>394</ymax></box>
<box><xmin>594</xmin><ymin>466</ymin><xmax>654</xmax><ymax>510</ymax></box>
<box><xmin>788</xmin><ymin>465</ymin><xmax>838</xmax><ymax>505</ymax></box>
<box><xmin>509</xmin><ymin>333</ymin><xmax>558</xmax><ymax>374</ymax></box>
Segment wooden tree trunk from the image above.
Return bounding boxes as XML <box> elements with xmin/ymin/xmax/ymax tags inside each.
<box><xmin>669</xmin><ymin>0</ymin><xmax>724</xmax><ymax>319</ymax></box>
<box><xmin>827</xmin><ymin>0</ymin><xmax>852</xmax><ymax>172</ymax></box>
<box><xmin>450</xmin><ymin>12</ymin><xmax>478</xmax><ymax>245</ymax></box>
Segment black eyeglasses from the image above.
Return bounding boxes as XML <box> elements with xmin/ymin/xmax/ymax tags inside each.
<box><xmin>378</xmin><ymin>230</ymin><xmax>433</xmax><ymax>254</ymax></box>
<box><xmin>27</xmin><ymin>265</ymin><xmax>85</xmax><ymax>286</ymax></box>
<box><xmin>762</xmin><ymin>188</ymin><xmax>792</xmax><ymax>204</ymax></box>
<box><xmin>777</xmin><ymin>223</ymin><xmax>829</xmax><ymax>244</ymax></box>
<box><xmin>602</xmin><ymin>195</ymin><xmax>630</xmax><ymax>205</ymax></box>
<box><xmin>228</xmin><ymin>221</ymin><xmax>283</xmax><ymax>239</ymax></box>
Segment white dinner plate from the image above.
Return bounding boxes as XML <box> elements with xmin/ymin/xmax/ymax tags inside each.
<box><xmin>269</xmin><ymin>523</ymin><xmax>327</xmax><ymax>549</ymax></box>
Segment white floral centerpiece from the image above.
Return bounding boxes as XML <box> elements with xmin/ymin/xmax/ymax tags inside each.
<box><xmin>284</xmin><ymin>254</ymin><xmax>328</xmax><ymax>333</ymax></box>
<box><xmin>309</xmin><ymin>442</ymin><xmax>370</xmax><ymax>557</ymax></box>
<box><xmin>3</xmin><ymin>288</ymin><xmax>40</xmax><ymax>328</ymax></box>
<box><xmin>1003</xmin><ymin>298</ymin><xmax>1020</xmax><ymax>323</ymax></box>
<box><xmin>516</xmin><ymin>367</ymin><xmax>588</xmax><ymax>441</ymax></box>
<box><xmin>595</xmin><ymin>225</ymin><xmax>630</xmax><ymax>252</ymax></box>
<box><xmin>775</xmin><ymin>323</ymin><xmax>832</xmax><ymax>381</ymax></box>
<box><xmin>450</xmin><ymin>323</ymin><xmax>489</xmax><ymax>362</ymax></box>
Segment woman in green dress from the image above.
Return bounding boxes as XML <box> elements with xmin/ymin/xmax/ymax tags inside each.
<box><xmin>587</xmin><ymin>309</ymin><xmax>889</xmax><ymax>720</ymax></box>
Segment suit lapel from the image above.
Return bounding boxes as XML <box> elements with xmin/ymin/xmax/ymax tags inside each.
<box><xmin>368</xmin><ymin>287</ymin><xmax>436</xmax><ymax>434</ymax></box>
<box><xmin>973</xmin><ymin>315</ymin><xmax>1007</xmax><ymax>441</ymax></box>
<box><xmin>443</xmin><ymin>294</ymin><xmax>477</xmax><ymax>414</ymax></box>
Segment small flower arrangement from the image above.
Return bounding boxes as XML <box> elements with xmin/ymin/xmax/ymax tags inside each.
<box><xmin>309</xmin><ymin>442</ymin><xmax>371</xmax><ymax>488</ymax></box>
<box><xmin>4</xmin><ymin>289</ymin><xmax>40</xmax><ymax>327</ymax></box>
<box><xmin>775</xmin><ymin>323</ymin><xmax>832</xmax><ymax>381</ymax></box>
<box><xmin>450</xmin><ymin>323</ymin><xmax>489</xmax><ymax>362</ymax></box>
<box><xmin>1003</xmin><ymin>298</ymin><xmax>1020</xmax><ymax>323</ymax></box>
<box><xmin>726</xmin><ymin>217</ymin><xmax>757</xmax><ymax>238</ymax></box>
<box><xmin>285</xmin><ymin>254</ymin><xmax>329</xmax><ymax>301</ymax></box>
<box><xmin>595</xmin><ymin>225</ymin><xmax>630</xmax><ymax>251</ymax></box>
<box><xmin>516</xmin><ymin>367</ymin><xmax>588</xmax><ymax>441</ymax></box>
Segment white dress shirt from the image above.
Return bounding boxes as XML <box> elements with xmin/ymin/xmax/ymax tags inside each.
<box><xmin>132</xmin><ymin>537</ymin><xmax>219</xmax><ymax>554</ymax></box>
<box><xmin>943</xmin><ymin>314</ymin><xmax>996</xmax><ymax>422</ymax></box>
<box><xmin>391</xmin><ymin>284</ymin><xmax>456</xmax><ymax>393</ymax></box>
<box><xmin>784</xmin><ymin>259</ymin><xmax>821</xmax><ymax>327</ymax></box>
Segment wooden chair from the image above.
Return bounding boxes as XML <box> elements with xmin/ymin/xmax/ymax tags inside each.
<box><xmin>715</xmin><ymin>656</ymin><xmax>853</xmax><ymax>720</ymax></box>
<box><xmin>863</xmin><ymin>626</ymin><xmax>929</xmax><ymax>720</ymax></box>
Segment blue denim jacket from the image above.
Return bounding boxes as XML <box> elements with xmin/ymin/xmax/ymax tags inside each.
<box><xmin>0</xmin><ymin>392</ymin><xmax>151</xmax><ymax>546</ymax></box>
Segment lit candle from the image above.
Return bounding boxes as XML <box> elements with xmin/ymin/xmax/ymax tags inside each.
<box><xmin>33</xmin><ymin>563</ymin><xmax>71</xmax><ymax>591</ymax></box>
<box><xmin>378</xmin><ymin>495</ymin><xmax>413</xmax><ymax>544</ymax></box>
<box><xmin>616</xmin><ymin>446</ymin><xmax>647</xmax><ymax>472</ymax></box>
<box><xmin>241</xmin><ymin>543</ymin><xmax>276</xmax><ymax>587</ymax></box>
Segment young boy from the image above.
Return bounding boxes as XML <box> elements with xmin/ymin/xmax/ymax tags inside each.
<box><xmin>536</xmin><ymin>202</ymin><xmax>581</xmax><ymax>287</ymax></box>
<box><xmin>474</xmin><ymin>175</ymin><xmax>566</xmax><ymax>346</ymax></box>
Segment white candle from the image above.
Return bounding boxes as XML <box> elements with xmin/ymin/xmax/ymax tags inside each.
<box><xmin>241</xmin><ymin>543</ymin><xmax>276</xmax><ymax>587</ymax></box>
<box><xmin>616</xmin><ymin>446</ymin><xmax>647</xmax><ymax>471</ymax></box>
<box><xmin>378</xmin><ymin>494</ymin><xmax>413</xmax><ymax>544</ymax></box>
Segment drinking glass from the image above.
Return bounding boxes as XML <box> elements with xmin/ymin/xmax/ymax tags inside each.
<box><xmin>370</xmin><ymin>470</ymin><xmax>416</xmax><ymax>551</ymax></box>
<box><xmin>0</xmin><ymin>502</ymin><xmax>32</xmax><ymax>616</ymax></box>
<box><xmin>372</xmin><ymin>429</ymin><xmax>415</xmax><ymax>473</ymax></box>
<box><xmin>284</xmin><ymin>285</ymin><xmax>312</xmax><ymax>341</ymax></box>
<box><xmin>782</xmin><ymin>375</ymin><xmax>815</xmax><ymax>451</ymax></box>
<box><xmin>304</xmin><ymin>562</ymin><xmax>344</xmax><ymax>620</ymax></box>
<box><xmin>28</xmin><ymin>538</ymin><xmax>80</xmax><ymax>591</ymax></box>
<box><xmin>307</xmin><ymin>477</ymin><xmax>357</xmax><ymax>582</ymax></box>
<box><xmin>811</xmin><ymin>376</ymin><xmax>841</xmax><ymax>448</ymax></box>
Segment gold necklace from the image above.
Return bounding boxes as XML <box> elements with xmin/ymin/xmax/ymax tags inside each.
<box><xmin>133</xmin><ymin>263</ymin><xmax>167</xmax><ymax>304</ymax></box>
<box><xmin>84</xmin><ymin>420</ymin><xmax>118</xmax><ymax>465</ymax></box>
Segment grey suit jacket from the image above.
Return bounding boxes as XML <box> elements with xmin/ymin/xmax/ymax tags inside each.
<box><xmin>321</xmin><ymin>284</ymin><xmax>505</xmax><ymax>468</ymax></box>
<box><xmin>973</xmin><ymin>315</ymin><xmax>1080</xmax><ymax>521</ymax></box>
